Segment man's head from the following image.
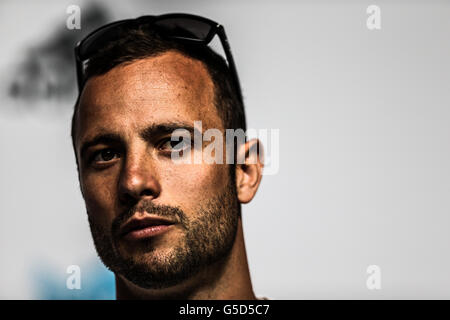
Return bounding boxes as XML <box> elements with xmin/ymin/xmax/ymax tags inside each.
<box><xmin>71</xmin><ymin>21</ymin><xmax>262</xmax><ymax>291</ymax></box>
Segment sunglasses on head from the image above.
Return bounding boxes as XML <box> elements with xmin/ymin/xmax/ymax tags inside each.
<box><xmin>74</xmin><ymin>13</ymin><xmax>243</xmax><ymax>103</ymax></box>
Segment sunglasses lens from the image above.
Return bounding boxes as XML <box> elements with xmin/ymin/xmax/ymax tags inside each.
<box><xmin>153</xmin><ymin>17</ymin><xmax>213</xmax><ymax>41</ymax></box>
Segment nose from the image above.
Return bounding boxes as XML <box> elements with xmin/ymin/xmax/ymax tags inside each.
<box><xmin>118</xmin><ymin>149</ymin><xmax>161</xmax><ymax>206</ymax></box>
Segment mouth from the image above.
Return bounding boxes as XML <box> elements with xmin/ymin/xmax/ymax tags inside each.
<box><xmin>120</xmin><ymin>216</ymin><xmax>176</xmax><ymax>241</ymax></box>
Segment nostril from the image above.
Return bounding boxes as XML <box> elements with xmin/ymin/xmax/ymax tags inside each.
<box><xmin>141</xmin><ymin>189</ymin><xmax>154</xmax><ymax>197</ymax></box>
<box><xmin>119</xmin><ymin>192</ymin><xmax>139</xmax><ymax>207</ymax></box>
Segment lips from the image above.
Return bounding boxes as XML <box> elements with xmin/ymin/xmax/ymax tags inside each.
<box><xmin>120</xmin><ymin>216</ymin><xmax>175</xmax><ymax>240</ymax></box>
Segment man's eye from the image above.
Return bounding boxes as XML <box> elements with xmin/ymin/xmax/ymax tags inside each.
<box><xmin>160</xmin><ymin>138</ymin><xmax>190</xmax><ymax>152</ymax></box>
<box><xmin>92</xmin><ymin>149</ymin><xmax>120</xmax><ymax>162</ymax></box>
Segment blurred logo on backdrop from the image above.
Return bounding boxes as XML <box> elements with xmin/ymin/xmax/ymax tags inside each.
<box><xmin>32</xmin><ymin>259</ymin><xmax>115</xmax><ymax>299</ymax></box>
<box><xmin>7</xmin><ymin>3</ymin><xmax>109</xmax><ymax>104</ymax></box>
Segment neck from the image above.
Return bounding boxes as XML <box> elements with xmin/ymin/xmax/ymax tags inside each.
<box><xmin>115</xmin><ymin>218</ymin><xmax>256</xmax><ymax>300</ymax></box>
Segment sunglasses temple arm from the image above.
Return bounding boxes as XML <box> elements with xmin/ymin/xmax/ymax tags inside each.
<box><xmin>75</xmin><ymin>46</ymin><xmax>84</xmax><ymax>92</ymax></box>
<box><xmin>217</xmin><ymin>26</ymin><xmax>244</xmax><ymax>104</ymax></box>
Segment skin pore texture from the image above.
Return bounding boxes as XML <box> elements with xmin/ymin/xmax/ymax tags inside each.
<box><xmin>74</xmin><ymin>51</ymin><xmax>263</xmax><ymax>300</ymax></box>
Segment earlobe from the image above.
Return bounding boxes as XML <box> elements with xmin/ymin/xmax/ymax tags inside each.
<box><xmin>235</xmin><ymin>139</ymin><xmax>264</xmax><ymax>204</ymax></box>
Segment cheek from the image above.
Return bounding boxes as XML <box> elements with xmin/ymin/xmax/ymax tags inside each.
<box><xmin>159</xmin><ymin>162</ymin><xmax>229</xmax><ymax>205</ymax></box>
<box><xmin>81</xmin><ymin>173</ymin><xmax>117</xmax><ymax>226</ymax></box>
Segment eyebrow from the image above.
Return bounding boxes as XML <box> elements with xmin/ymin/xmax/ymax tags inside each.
<box><xmin>140</xmin><ymin>122</ymin><xmax>198</xmax><ymax>142</ymax></box>
<box><xmin>79</xmin><ymin>122</ymin><xmax>198</xmax><ymax>160</ymax></box>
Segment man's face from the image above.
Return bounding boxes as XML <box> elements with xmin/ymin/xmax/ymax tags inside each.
<box><xmin>74</xmin><ymin>51</ymin><xmax>240</xmax><ymax>289</ymax></box>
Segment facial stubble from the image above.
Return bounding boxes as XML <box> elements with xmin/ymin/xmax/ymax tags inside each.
<box><xmin>87</xmin><ymin>180</ymin><xmax>240</xmax><ymax>290</ymax></box>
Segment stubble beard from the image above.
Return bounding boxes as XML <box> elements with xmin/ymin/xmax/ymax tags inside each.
<box><xmin>87</xmin><ymin>181</ymin><xmax>240</xmax><ymax>290</ymax></box>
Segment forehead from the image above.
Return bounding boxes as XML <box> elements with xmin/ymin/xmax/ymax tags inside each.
<box><xmin>76</xmin><ymin>51</ymin><xmax>221</xmax><ymax>144</ymax></box>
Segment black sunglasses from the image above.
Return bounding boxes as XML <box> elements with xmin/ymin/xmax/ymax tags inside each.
<box><xmin>74</xmin><ymin>13</ymin><xmax>243</xmax><ymax>103</ymax></box>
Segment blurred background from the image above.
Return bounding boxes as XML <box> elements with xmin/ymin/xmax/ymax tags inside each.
<box><xmin>1</xmin><ymin>0</ymin><xmax>450</xmax><ymax>299</ymax></box>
